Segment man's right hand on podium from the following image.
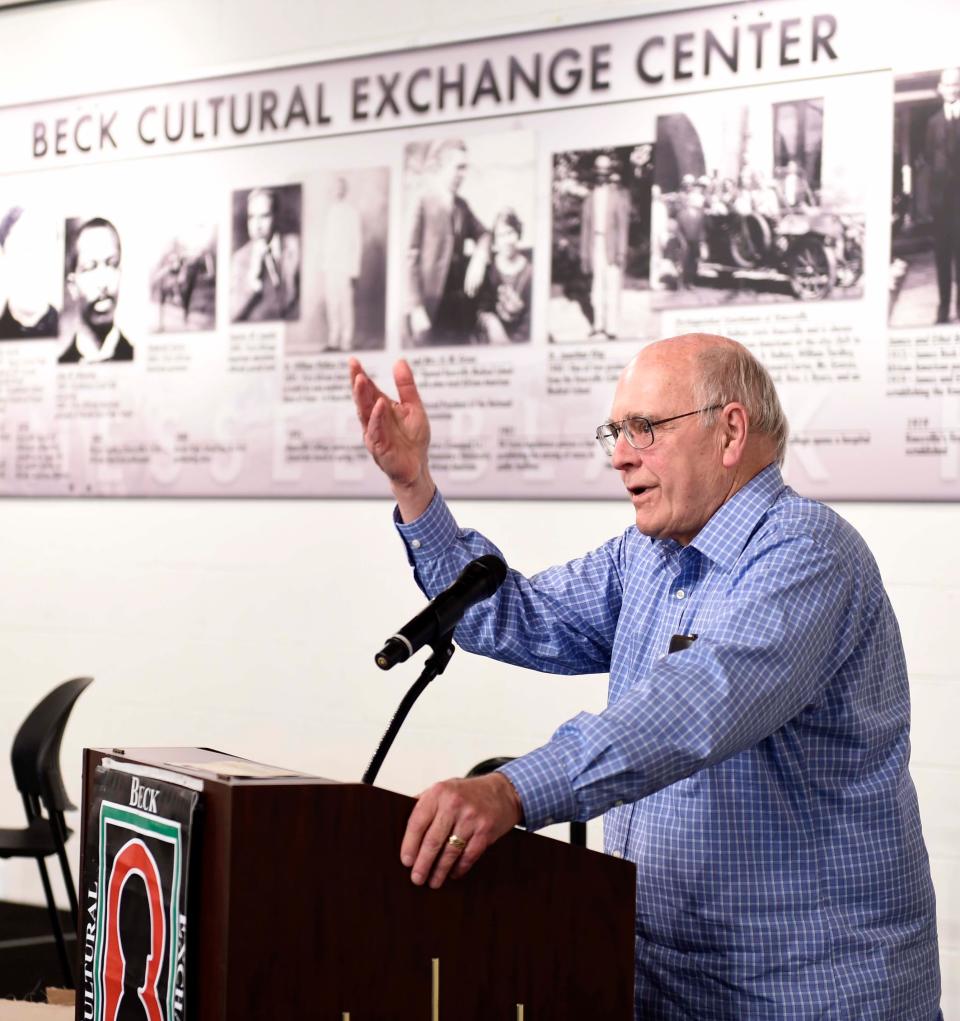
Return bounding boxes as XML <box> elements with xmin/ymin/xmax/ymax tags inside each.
<box><xmin>401</xmin><ymin>773</ymin><xmax>523</xmax><ymax>889</ymax></box>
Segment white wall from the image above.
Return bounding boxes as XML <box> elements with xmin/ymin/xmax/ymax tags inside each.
<box><xmin>0</xmin><ymin>0</ymin><xmax>955</xmax><ymax>1009</ymax></box>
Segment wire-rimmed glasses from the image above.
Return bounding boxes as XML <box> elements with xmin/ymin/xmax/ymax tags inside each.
<box><xmin>595</xmin><ymin>406</ymin><xmax>722</xmax><ymax>456</ymax></box>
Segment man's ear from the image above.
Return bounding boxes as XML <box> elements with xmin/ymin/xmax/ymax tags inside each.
<box><xmin>66</xmin><ymin>273</ymin><xmax>77</xmax><ymax>302</ymax></box>
<box><xmin>720</xmin><ymin>403</ymin><xmax>749</xmax><ymax>468</ymax></box>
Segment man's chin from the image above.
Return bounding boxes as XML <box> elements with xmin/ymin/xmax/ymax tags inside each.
<box><xmin>83</xmin><ymin>316</ymin><xmax>115</xmax><ymax>338</ymax></box>
<box><xmin>629</xmin><ymin>494</ymin><xmax>672</xmax><ymax>539</ymax></box>
<box><xmin>632</xmin><ymin>509</ymin><xmax>663</xmax><ymax>538</ymax></box>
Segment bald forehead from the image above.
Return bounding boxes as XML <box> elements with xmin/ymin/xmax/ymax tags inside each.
<box><xmin>628</xmin><ymin>340</ymin><xmax>696</xmax><ymax>379</ymax></box>
<box><xmin>620</xmin><ymin>335</ymin><xmax>712</xmax><ymax>387</ymax></box>
<box><xmin>613</xmin><ymin>343</ymin><xmax>697</xmax><ymax>417</ymax></box>
<box><xmin>626</xmin><ymin>333</ymin><xmax>743</xmax><ymax>376</ymax></box>
<box><xmin>613</xmin><ymin>333</ymin><xmax>743</xmax><ymax>416</ymax></box>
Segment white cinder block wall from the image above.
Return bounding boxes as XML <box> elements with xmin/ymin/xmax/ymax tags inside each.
<box><xmin>0</xmin><ymin>0</ymin><xmax>954</xmax><ymax>1010</ymax></box>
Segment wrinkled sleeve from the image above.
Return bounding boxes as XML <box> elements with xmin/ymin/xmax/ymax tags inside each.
<box><xmin>500</xmin><ymin>532</ymin><xmax>858</xmax><ymax>830</ymax></box>
<box><xmin>396</xmin><ymin>489</ymin><xmax>625</xmax><ymax>676</ymax></box>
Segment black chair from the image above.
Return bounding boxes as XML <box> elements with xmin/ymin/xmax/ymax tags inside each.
<box><xmin>466</xmin><ymin>755</ymin><xmax>587</xmax><ymax>847</ymax></box>
<box><xmin>0</xmin><ymin>677</ymin><xmax>93</xmax><ymax>988</ymax></box>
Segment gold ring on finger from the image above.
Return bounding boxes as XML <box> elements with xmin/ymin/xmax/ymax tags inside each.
<box><xmin>447</xmin><ymin>833</ymin><xmax>467</xmax><ymax>852</ymax></box>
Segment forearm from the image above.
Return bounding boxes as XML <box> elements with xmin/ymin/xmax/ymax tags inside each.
<box><xmin>501</xmin><ymin>642</ymin><xmax>828</xmax><ymax>832</ymax></box>
<box><xmin>392</xmin><ymin>468</ymin><xmax>436</xmax><ymax>523</ymax></box>
<box><xmin>396</xmin><ymin>492</ymin><xmax>621</xmax><ymax>675</ymax></box>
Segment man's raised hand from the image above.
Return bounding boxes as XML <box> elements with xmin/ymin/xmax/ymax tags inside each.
<box><xmin>349</xmin><ymin>357</ymin><xmax>435</xmax><ymax>521</ymax></box>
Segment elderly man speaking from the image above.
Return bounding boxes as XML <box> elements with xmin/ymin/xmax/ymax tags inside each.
<box><xmin>349</xmin><ymin>334</ymin><xmax>941</xmax><ymax>1020</ymax></box>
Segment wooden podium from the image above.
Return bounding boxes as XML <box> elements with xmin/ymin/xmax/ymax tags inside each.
<box><xmin>77</xmin><ymin>747</ymin><xmax>635</xmax><ymax>1019</ymax></box>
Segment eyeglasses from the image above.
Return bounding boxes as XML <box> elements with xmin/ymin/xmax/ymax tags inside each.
<box><xmin>595</xmin><ymin>406</ymin><xmax>722</xmax><ymax>456</ymax></box>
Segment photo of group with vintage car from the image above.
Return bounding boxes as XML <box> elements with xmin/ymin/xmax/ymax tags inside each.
<box><xmin>652</xmin><ymin>99</ymin><xmax>865</xmax><ymax>308</ymax></box>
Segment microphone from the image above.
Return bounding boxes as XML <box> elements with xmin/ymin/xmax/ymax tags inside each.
<box><xmin>375</xmin><ymin>554</ymin><xmax>507</xmax><ymax>670</ymax></box>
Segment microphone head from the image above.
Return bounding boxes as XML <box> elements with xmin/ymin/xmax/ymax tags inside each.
<box><xmin>467</xmin><ymin>554</ymin><xmax>508</xmax><ymax>597</ymax></box>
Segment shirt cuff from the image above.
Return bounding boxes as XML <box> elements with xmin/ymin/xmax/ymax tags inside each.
<box><xmin>394</xmin><ymin>488</ymin><xmax>459</xmax><ymax>563</ymax></box>
<box><xmin>497</xmin><ymin>743</ymin><xmax>579</xmax><ymax>832</ymax></box>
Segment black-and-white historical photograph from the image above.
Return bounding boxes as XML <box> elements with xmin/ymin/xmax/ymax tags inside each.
<box><xmin>148</xmin><ymin>222</ymin><xmax>217</xmax><ymax>333</ymax></box>
<box><xmin>548</xmin><ymin>144</ymin><xmax>656</xmax><ymax>343</ymax></box>
<box><xmin>652</xmin><ymin>97</ymin><xmax>864</xmax><ymax>309</ymax></box>
<box><xmin>0</xmin><ymin>207</ymin><xmax>61</xmax><ymax>341</ymax></box>
<box><xmin>402</xmin><ymin>131</ymin><xmax>535</xmax><ymax>347</ymax></box>
<box><xmin>230</xmin><ymin>183</ymin><xmax>301</xmax><ymax>324</ymax></box>
<box><xmin>59</xmin><ymin>216</ymin><xmax>134</xmax><ymax>364</ymax></box>
<box><xmin>285</xmin><ymin>166</ymin><xmax>389</xmax><ymax>354</ymax></box>
<box><xmin>891</xmin><ymin>68</ymin><xmax>960</xmax><ymax>327</ymax></box>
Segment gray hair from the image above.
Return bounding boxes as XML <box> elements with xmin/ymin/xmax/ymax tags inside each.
<box><xmin>692</xmin><ymin>341</ymin><xmax>789</xmax><ymax>465</ymax></box>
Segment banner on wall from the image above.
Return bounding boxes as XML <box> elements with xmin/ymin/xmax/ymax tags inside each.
<box><xmin>0</xmin><ymin>0</ymin><xmax>957</xmax><ymax>498</ymax></box>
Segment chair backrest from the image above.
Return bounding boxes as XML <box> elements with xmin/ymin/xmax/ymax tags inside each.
<box><xmin>11</xmin><ymin>677</ymin><xmax>93</xmax><ymax>814</ymax></box>
<box><xmin>466</xmin><ymin>756</ymin><xmax>517</xmax><ymax>778</ymax></box>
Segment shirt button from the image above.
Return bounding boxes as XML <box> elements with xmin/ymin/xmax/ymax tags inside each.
<box><xmin>545</xmin><ymin>817</ymin><xmax>554</xmax><ymax>825</ymax></box>
<box><xmin>411</xmin><ymin>539</ymin><xmax>421</xmax><ymax>549</ymax></box>
<box><xmin>614</xmin><ymin>800</ymin><xmax>623</xmax><ymax>807</ymax></box>
<box><xmin>611</xmin><ymin>850</ymin><xmax>623</xmax><ymax>858</ymax></box>
<box><xmin>676</xmin><ymin>589</ymin><xmax>685</xmax><ymax>599</ymax></box>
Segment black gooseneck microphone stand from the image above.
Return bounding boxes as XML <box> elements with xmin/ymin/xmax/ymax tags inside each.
<box><xmin>361</xmin><ymin>630</ymin><xmax>455</xmax><ymax>786</ymax></box>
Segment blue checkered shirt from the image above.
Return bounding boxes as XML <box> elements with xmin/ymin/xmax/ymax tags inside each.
<box><xmin>396</xmin><ymin>464</ymin><xmax>941</xmax><ymax>1020</ymax></box>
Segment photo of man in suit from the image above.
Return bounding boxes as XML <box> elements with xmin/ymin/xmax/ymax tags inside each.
<box><xmin>406</xmin><ymin>139</ymin><xmax>491</xmax><ymax>345</ymax></box>
<box><xmin>927</xmin><ymin>67</ymin><xmax>960</xmax><ymax>324</ymax></box>
<box><xmin>890</xmin><ymin>66</ymin><xmax>960</xmax><ymax>327</ymax></box>
<box><xmin>549</xmin><ymin>143</ymin><xmax>656</xmax><ymax>344</ymax></box>
<box><xmin>59</xmin><ymin>216</ymin><xmax>133</xmax><ymax>364</ymax></box>
<box><xmin>580</xmin><ymin>154</ymin><xmax>631</xmax><ymax>339</ymax></box>
<box><xmin>321</xmin><ymin>177</ymin><xmax>362</xmax><ymax>351</ymax></box>
<box><xmin>231</xmin><ymin>186</ymin><xmax>301</xmax><ymax>324</ymax></box>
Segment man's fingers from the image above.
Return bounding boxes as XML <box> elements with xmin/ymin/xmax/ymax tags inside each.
<box><xmin>348</xmin><ymin>357</ymin><xmax>369</xmax><ymax>409</ymax></box>
<box><xmin>400</xmin><ymin>788</ymin><xmax>443</xmax><ymax>868</ymax></box>
<box><xmin>409</xmin><ymin>805</ymin><xmax>457</xmax><ymax>886</ymax></box>
<box><xmin>351</xmin><ymin>363</ymin><xmax>389</xmax><ymax>428</ymax></box>
<box><xmin>365</xmin><ymin>396</ymin><xmax>395</xmax><ymax>453</ymax></box>
<box><xmin>417</xmin><ymin>813</ymin><xmax>472</xmax><ymax>889</ymax></box>
<box><xmin>426</xmin><ymin>838</ymin><xmax>473</xmax><ymax>889</ymax></box>
<box><xmin>393</xmin><ymin>359</ymin><xmax>424</xmax><ymax>409</ymax></box>
<box><xmin>449</xmin><ymin>832</ymin><xmax>488</xmax><ymax>881</ymax></box>
<box><xmin>399</xmin><ymin>800</ymin><xmax>429</xmax><ymax>867</ymax></box>
<box><xmin>351</xmin><ymin>371</ymin><xmax>376</xmax><ymax>426</ymax></box>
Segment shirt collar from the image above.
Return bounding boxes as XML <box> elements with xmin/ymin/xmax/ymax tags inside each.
<box><xmin>76</xmin><ymin>324</ymin><xmax>121</xmax><ymax>363</ymax></box>
<box><xmin>683</xmin><ymin>462</ymin><xmax>786</xmax><ymax>570</ymax></box>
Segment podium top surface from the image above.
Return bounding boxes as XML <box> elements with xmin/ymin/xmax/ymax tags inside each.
<box><xmin>88</xmin><ymin>745</ymin><xmax>340</xmax><ymax>787</ymax></box>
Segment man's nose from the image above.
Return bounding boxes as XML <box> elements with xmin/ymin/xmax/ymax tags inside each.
<box><xmin>611</xmin><ymin>432</ymin><xmax>641</xmax><ymax>470</ymax></box>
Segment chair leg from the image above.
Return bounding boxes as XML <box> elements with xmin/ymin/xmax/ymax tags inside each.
<box><xmin>50</xmin><ymin>815</ymin><xmax>79</xmax><ymax>930</ymax></box>
<box><xmin>36</xmin><ymin>857</ymin><xmax>73</xmax><ymax>989</ymax></box>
